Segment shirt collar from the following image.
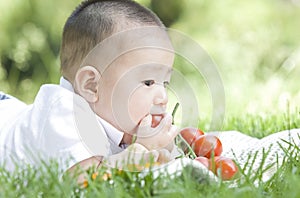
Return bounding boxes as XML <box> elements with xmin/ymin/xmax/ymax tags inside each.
<box><xmin>59</xmin><ymin>76</ymin><xmax>74</xmax><ymax>92</ymax></box>
<box><xmin>59</xmin><ymin>76</ymin><xmax>124</xmax><ymax>146</ymax></box>
<box><xmin>97</xmin><ymin>116</ymin><xmax>124</xmax><ymax>147</ymax></box>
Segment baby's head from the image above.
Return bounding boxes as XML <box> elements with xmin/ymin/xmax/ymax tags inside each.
<box><xmin>60</xmin><ymin>0</ymin><xmax>166</xmax><ymax>82</ymax></box>
<box><xmin>60</xmin><ymin>0</ymin><xmax>174</xmax><ymax>134</ymax></box>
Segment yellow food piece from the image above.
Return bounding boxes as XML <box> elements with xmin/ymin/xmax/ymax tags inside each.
<box><xmin>82</xmin><ymin>180</ymin><xmax>88</xmax><ymax>188</ymax></box>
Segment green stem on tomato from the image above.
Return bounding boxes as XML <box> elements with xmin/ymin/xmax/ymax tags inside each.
<box><xmin>177</xmin><ymin>134</ymin><xmax>197</xmax><ymax>159</ymax></box>
<box><xmin>171</xmin><ymin>102</ymin><xmax>179</xmax><ymax>125</ymax></box>
<box><xmin>171</xmin><ymin>102</ymin><xmax>197</xmax><ymax>159</ymax></box>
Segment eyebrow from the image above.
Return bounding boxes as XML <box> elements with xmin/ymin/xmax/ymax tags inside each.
<box><xmin>135</xmin><ymin>64</ymin><xmax>174</xmax><ymax>76</ymax></box>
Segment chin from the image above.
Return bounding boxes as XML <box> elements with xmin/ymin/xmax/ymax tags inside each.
<box><xmin>127</xmin><ymin>116</ymin><xmax>145</xmax><ymax>133</ymax></box>
<box><xmin>119</xmin><ymin>123</ymin><xmax>138</xmax><ymax>135</ymax></box>
<box><xmin>130</xmin><ymin>124</ymin><xmax>139</xmax><ymax>134</ymax></box>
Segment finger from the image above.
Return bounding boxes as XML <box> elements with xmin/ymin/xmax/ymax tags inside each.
<box><xmin>105</xmin><ymin>151</ymin><xmax>126</xmax><ymax>168</ymax></box>
<box><xmin>138</xmin><ymin>114</ymin><xmax>152</xmax><ymax>129</ymax></box>
<box><xmin>139</xmin><ymin>114</ymin><xmax>152</xmax><ymax>127</ymax></box>
<box><xmin>157</xmin><ymin>113</ymin><xmax>172</xmax><ymax>131</ymax></box>
<box><xmin>134</xmin><ymin>150</ymin><xmax>159</xmax><ymax>165</ymax></box>
<box><xmin>128</xmin><ymin>143</ymin><xmax>149</xmax><ymax>152</ymax></box>
<box><xmin>126</xmin><ymin>143</ymin><xmax>158</xmax><ymax>164</ymax></box>
<box><xmin>147</xmin><ymin>150</ymin><xmax>159</xmax><ymax>162</ymax></box>
<box><xmin>106</xmin><ymin>143</ymin><xmax>149</xmax><ymax>168</ymax></box>
<box><xmin>126</xmin><ymin>143</ymin><xmax>150</xmax><ymax>164</ymax></box>
<box><xmin>137</xmin><ymin>114</ymin><xmax>152</xmax><ymax>137</ymax></box>
<box><xmin>168</xmin><ymin>125</ymin><xmax>180</xmax><ymax>140</ymax></box>
<box><xmin>157</xmin><ymin>149</ymin><xmax>172</xmax><ymax>164</ymax></box>
<box><xmin>164</xmin><ymin>141</ymin><xmax>175</xmax><ymax>152</ymax></box>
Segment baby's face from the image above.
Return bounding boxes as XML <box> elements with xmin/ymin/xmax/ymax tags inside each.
<box><xmin>94</xmin><ymin>47</ymin><xmax>174</xmax><ymax>134</ymax></box>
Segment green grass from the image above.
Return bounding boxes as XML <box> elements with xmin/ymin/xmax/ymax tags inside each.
<box><xmin>1</xmin><ymin>1</ymin><xmax>299</xmax><ymax>196</ymax></box>
<box><xmin>1</xmin><ymin>109</ymin><xmax>300</xmax><ymax>197</ymax></box>
<box><xmin>199</xmin><ymin>106</ymin><xmax>300</xmax><ymax>138</ymax></box>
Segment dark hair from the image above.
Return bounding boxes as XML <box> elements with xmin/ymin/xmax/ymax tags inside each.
<box><xmin>60</xmin><ymin>0</ymin><xmax>164</xmax><ymax>82</ymax></box>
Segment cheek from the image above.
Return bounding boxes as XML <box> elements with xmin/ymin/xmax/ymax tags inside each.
<box><xmin>128</xmin><ymin>90</ymin><xmax>152</xmax><ymax>123</ymax></box>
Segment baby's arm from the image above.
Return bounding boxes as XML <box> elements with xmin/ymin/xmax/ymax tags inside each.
<box><xmin>67</xmin><ymin>114</ymin><xmax>178</xmax><ymax>184</ymax></box>
<box><xmin>66</xmin><ymin>143</ymin><xmax>161</xmax><ymax>184</ymax></box>
<box><xmin>67</xmin><ymin>156</ymin><xmax>102</xmax><ymax>184</ymax></box>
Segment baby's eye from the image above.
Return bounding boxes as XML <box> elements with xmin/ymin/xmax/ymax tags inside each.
<box><xmin>143</xmin><ymin>80</ymin><xmax>155</xmax><ymax>87</ymax></box>
<box><xmin>163</xmin><ymin>81</ymin><xmax>169</xmax><ymax>88</ymax></box>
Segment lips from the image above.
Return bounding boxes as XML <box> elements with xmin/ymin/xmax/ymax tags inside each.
<box><xmin>151</xmin><ymin>114</ymin><xmax>164</xmax><ymax>128</ymax></box>
<box><xmin>148</xmin><ymin>105</ymin><xmax>166</xmax><ymax>128</ymax></box>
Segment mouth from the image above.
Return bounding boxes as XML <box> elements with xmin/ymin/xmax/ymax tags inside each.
<box><xmin>151</xmin><ymin>114</ymin><xmax>164</xmax><ymax>128</ymax></box>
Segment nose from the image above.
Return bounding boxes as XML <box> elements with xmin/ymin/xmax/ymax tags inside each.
<box><xmin>153</xmin><ymin>85</ymin><xmax>168</xmax><ymax>106</ymax></box>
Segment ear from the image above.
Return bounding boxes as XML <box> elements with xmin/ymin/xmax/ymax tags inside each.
<box><xmin>74</xmin><ymin>66</ymin><xmax>101</xmax><ymax>103</ymax></box>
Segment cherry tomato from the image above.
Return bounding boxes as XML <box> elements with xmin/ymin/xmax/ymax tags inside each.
<box><xmin>213</xmin><ymin>156</ymin><xmax>239</xmax><ymax>180</ymax></box>
<box><xmin>192</xmin><ymin>134</ymin><xmax>222</xmax><ymax>158</ymax></box>
<box><xmin>151</xmin><ymin>115</ymin><xmax>163</xmax><ymax>127</ymax></box>
<box><xmin>180</xmin><ymin>127</ymin><xmax>204</xmax><ymax>145</ymax></box>
<box><xmin>194</xmin><ymin>156</ymin><xmax>210</xmax><ymax>169</ymax></box>
<box><xmin>208</xmin><ymin>156</ymin><xmax>220</xmax><ymax>172</ymax></box>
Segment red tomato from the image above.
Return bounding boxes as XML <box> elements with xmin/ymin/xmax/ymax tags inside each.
<box><xmin>192</xmin><ymin>134</ymin><xmax>222</xmax><ymax>158</ymax></box>
<box><xmin>180</xmin><ymin>127</ymin><xmax>204</xmax><ymax>145</ymax></box>
<box><xmin>208</xmin><ymin>156</ymin><xmax>220</xmax><ymax>172</ymax></box>
<box><xmin>194</xmin><ymin>156</ymin><xmax>210</xmax><ymax>169</ymax></box>
<box><xmin>213</xmin><ymin>156</ymin><xmax>239</xmax><ymax>180</ymax></box>
<box><xmin>151</xmin><ymin>115</ymin><xmax>163</xmax><ymax>128</ymax></box>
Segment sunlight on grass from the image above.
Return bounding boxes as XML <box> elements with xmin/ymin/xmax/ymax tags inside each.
<box><xmin>0</xmin><ymin>112</ymin><xmax>299</xmax><ymax>197</ymax></box>
<box><xmin>1</xmin><ymin>0</ymin><xmax>300</xmax><ymax>197</ymax></box>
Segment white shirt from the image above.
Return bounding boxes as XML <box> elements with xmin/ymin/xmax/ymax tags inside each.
<box><xmin>0</xmin><ymin>78</ymin><xmax>126</xmax><ymax>172</ymax></box>
<box><xmin>59</xmin><ymin>77</ymin><xmax>125</xmax><ymax>149</ymax></box>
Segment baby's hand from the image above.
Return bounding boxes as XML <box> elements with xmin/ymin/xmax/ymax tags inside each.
<box><xmin>135</xmin><ymin>114</ymin><xmax>179</xmax><ymax>150</ymax></box>
<box><xmin>156</xmin><ymin>148</ymin><xmax>172</xmax><ymax>164</ymax></box>
<box><xmin>104</xmin><ymin>143</ymin><xmax>159</xmax><ymax>170</ymax></box>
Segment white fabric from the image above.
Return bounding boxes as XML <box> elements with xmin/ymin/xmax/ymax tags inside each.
<box><xmin>209</xmin><ymin>129</ymin><xmax>300</xmax><ymax>182</ymax></box>
<box><xmin>0</xmin><ymin>93</ymin><xmax>27</xmax><ymax>126</ymax></box>
<box><xmin>0</xmin><ymin>82</ymin><xmax>113</xmax><ymax>172</ymax></box>
<box><xmin>59</xmin><ymin>77</ymin><xmax>74</xmax><ymax>92</ymax></box>
<box><xmin>143</xmin><ymin>157</ymin><xmax>219</xmax><ymax>183</ymax></box>
<box><xmin>98</xmin><ymin>116</ymin><xmax>124</xmax><ymax>149</ymax></box>
<box><xmin>59</xmin><ymin>77</ymin><xmax>125</xmax><ymax>149</ymax></box>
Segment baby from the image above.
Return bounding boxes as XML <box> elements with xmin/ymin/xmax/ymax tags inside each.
<box><xmin>3</xmin><ymin>0</ymin><xmax>299</xmax><ymax>185</ymax></box>
<box><xmin>0</xmin><ymin>0</ymin><xmax>181</xmax><ymax>183</ymax></box>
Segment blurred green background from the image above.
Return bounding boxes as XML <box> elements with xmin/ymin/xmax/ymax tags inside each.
<box><xmin>0</xmin><ymin>0</ymin><xmax>299</xmax><ymax>119</ymax></box>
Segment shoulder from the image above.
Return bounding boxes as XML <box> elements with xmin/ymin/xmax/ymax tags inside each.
<box><xmin>0</xmin><ymin>96</ymin><xmax>27</xmax><ymax>123</ymax></box>
<box><xmin>31</xmin><ymin>84</ymin><xmax>110</xmax><ymax>166</ymax></box>
<box><xmin>35</xmin><ymin>84</ymin><xmax>110</xmax><ymax>153</ymax></box>
<box><xmin>34</xmin><ymin>84</ymin><xmax>74</xmax><ymax>107</ymax></box>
